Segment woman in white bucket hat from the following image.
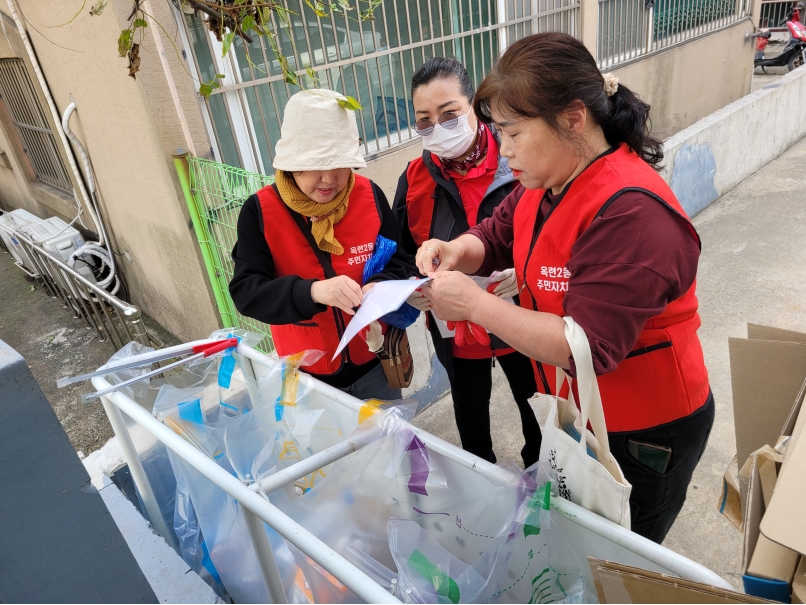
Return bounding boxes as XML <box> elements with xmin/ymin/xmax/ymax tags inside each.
<box><xmin>230</xmin><ymin>89</ymin><xmax>416</xmax><ymax>399</ymax></box>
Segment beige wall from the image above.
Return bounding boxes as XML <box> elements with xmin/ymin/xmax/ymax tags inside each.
<box><xmin>0</xmin><ymin>1</ymin><xmax>220</xmax><ymax>342</ymax></box>
<box><xmin>611</xmin><ymin>21</ymin><xmax>755</xmax><ymax>139</ymax></box>
<box><xmin>362</xmin><ymin>140</ymin><xmax>423</xmax><ymax>202</ymax></box>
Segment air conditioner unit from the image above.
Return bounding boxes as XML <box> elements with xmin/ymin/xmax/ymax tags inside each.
<box><xmin>20</xmin><ymin>217</ymin><xmax>97</xmax><ymax>300</ymax></box>
<box><xmin>0</xmin><ymin>209</ymin><xmax>41</xmax><ymax>273</ymax></box>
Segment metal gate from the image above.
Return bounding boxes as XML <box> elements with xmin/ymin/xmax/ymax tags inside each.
<box><xmin>175</xmin><ymin>155</ymin><xmax>276</xmax><ymax>353</ymax></box>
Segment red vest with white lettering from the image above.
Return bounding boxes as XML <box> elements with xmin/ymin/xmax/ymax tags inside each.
<box><xmin>257</xmin><ymin>175</ymin><xmax>380</xmax><ymax>376</ymax></box>
<box><xmin>512</xmin><ymin>144</ymin><xmax>710</xmax><ymax>432</ymax></box>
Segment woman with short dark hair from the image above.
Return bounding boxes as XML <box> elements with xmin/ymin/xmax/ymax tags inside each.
<box><xmin>417</xmin><ymin>33</ymin><xmax>714</xmax><ymax>543</ymax></box>
<box><xmin>393</xmin><ymin>57</ymin><xmax>542</xmax><ymax>468</ymax></box>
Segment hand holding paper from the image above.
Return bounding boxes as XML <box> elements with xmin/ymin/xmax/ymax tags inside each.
<box><xmin>332</xmin><ymin>278</ymin><xmax>429</xmax><ymax>360</ymax></box>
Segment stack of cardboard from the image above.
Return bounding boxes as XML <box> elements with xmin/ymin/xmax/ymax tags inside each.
<box><xmin>588</xmin><ymin>558</ymin><xmax>773</xmax><ymax>603</ymax></box>
<box><xmin>722</xmin><ymin>324</ymin><xmax>806</xmax><ymax>603</ymax></box>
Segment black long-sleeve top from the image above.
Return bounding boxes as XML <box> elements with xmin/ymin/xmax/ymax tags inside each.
<box><xmin>229</xmin><ymin>182</ymin><xmax>416</xmax><ymax>386</ymax></box>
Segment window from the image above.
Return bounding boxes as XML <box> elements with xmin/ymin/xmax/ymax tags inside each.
<box><xmin>181</xmin><ymin>0</ymin><xmax>579</xmax><ymax>174</ymax></box>
<box><xmin>0</xmin><ymin>58</ymin><xmax>73</xmax><ymax>194</ymax></box>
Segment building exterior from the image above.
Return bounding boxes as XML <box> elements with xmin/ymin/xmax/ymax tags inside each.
<box><xmin>0</xmin><ymin>0</ymin><xmax>759</xmax><ymax>342</ymax></box>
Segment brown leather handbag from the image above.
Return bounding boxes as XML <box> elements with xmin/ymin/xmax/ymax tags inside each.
<box><xmin>376</xmin><ymin>327</ymin><xmax>414</xmax><ymax>389</ymax></box>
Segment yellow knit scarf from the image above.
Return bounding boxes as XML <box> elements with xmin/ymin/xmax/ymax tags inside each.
<box><xmin>274</xmin><ymin>170</ymin><xmax>354</xmax><ymax>255</ymax></box>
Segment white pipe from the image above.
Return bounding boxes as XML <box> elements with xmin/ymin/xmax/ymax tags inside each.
<box><xmin>92</xmin><ymin>375</ymin><xmax>402</xmax><ymax>604</ymax></box>
<box><xmin>250</xmin><ymin>431</ymin><xmax>377</xmax><ymax>495</ymax></box>
<box><xmin>100</xmin><ymin>394</ymin><xmax>176</xmax><ymax>548</ymax></box>
<box><xmin>140</xmin><ymin>0</ymin><xmax>197</xmax><ymax>157</ymax></box>
<box><xmin>241</xmin><ymin>507</ymin><xmax>289</xmax><ymax>604</ymax></box>
<box><xmin>5</xmin><ymin>0</ymin><xmax>99</xmax><ymax>233</ymax></box>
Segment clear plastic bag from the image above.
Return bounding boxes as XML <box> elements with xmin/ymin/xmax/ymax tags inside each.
<box><xmin>388</xmin><ymin>478</ymin><xmax>584</xmax><ymax>604</ymax></box>
<box><xmin>103</xmin><ymin>340</ymin><xmax>155</xmax><ymax>399</ymax></box>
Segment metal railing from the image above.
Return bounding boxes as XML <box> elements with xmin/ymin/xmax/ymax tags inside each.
<box><xmin>174</xmin><ymin>154</ymin><xmax>275</xmax><ymax>353</ymax></box>
<box><xmin>179</xmin><ymin>0</ymin><xmax>579</xmax><ymax>174</ymax></box>
<box><xmin>598</xmin><ymin>0</ymin><xmax>750</xmax><ymax>68</ymax></box>
<box><xmin>0</xmin><ymin>59</ymin><xmax>73</xmax><ymax>194</ymax></box>
<box><xmin>759</xmin><ymin>0</ymin><xmax>797</xmax><ymax>29</ymax></box>
<box><xmin>2</xmin><ymin>226</ymin><xmax>155</xmax><ymax>351</ymax></box>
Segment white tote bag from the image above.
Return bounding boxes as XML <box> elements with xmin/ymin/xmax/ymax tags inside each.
<box><xmin>530</xmin><ymin>316</ymin><xmax>632</xmax><ymax>528</ymax></box>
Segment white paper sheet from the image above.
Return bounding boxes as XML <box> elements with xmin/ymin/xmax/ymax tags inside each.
<box><xmin>332</xmin><ymin>278</ymin><xmax>430</xmax><ymax>360</ymax></box>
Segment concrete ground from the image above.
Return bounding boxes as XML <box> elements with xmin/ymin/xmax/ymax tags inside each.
<box><xmin>415</xmin><ymin>134</ymin><xmax>806</xmax><ymax>588</ymax></box>
<box><xmin>2</xmin><ymin>134</ymin><xmax>806</xmax><ymax>588</ymax></box>
<box><xmin>0</xmin><ymin>253</ymin><xmax>177</xmax><ymax>454</ymax></box>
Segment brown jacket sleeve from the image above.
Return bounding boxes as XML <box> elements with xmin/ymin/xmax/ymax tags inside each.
<box><xmin>466</xmin><ymin>184</ymin><xmax>526</xmax><ymax>276</ymax></box>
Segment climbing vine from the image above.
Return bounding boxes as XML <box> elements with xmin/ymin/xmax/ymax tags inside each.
<box><xmin>64</xmin><ymin>0</ymin><xmax>379</xmax><ymax>105</ymax></box>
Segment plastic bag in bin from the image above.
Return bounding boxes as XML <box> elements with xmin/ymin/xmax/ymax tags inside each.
<box><xmin>103</xmin><ymin>340</ymin><xmax>155</xmax><ymax>399</ymax></box>
<box><xmin>387</xmin><ymin>478</ymin><xmax>583</xmax><ymax>603</ymax></box>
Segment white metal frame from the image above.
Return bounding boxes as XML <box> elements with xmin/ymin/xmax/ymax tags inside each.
<box><xmin>94</xmin><ymin>340</ymin><xmax>733</xmax><ymax>603</ymax></box>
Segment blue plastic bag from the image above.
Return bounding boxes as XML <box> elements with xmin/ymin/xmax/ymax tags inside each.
<box><xmin>363</xmin><ymin>235</ymin><xmax>421</xmax><ymax>330</ymax></box>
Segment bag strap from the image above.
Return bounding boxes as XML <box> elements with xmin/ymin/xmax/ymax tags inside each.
<box><xmin>562</xmin><ymin>317</ymin><xmax>611</xmax><ymax>458</ymax></box>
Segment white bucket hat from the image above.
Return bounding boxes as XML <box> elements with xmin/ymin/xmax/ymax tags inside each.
<box><xmin>273</xmin><ymin>88</ymin><xmax>367</xmax><ymax>171</ymax></box>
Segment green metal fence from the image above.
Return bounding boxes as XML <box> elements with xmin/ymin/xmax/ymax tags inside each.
<box><xmin>174</xmin><ymin>155</ymin><xmax>275</xmax><ymax>353</ymax></box>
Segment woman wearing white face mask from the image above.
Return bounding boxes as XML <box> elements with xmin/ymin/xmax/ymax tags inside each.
<box><xmin>392</xmin><ymin>57</ymin><xmax>541</xmax><ymax>468</ymax></box>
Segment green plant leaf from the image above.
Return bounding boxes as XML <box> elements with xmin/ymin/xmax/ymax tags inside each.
<box><xmin>336</xmin><ymin>95</ymin><xmax>362</xmax><ymax>110</ymax></box>
<box><xmin>199</xmin><ymin>80</ymin><xmax>220</xmax><ymax>99</ymax></box>
<box><xmin>89</xmin><ymin>0</ymin><xmax>109</xmax><ymax>16</ymax></box>
<box><xmin>242</xmin><ymin>15</ymin><xmax>255</xmax><ymax>32</ymax></box>
<box><xmin>337</xmin><ymin>0</ymin><xmax>353</xmax><ymax>9</ymax></box>
<box><xmin>221</xmin><ymin>31</ymin><xmax>235</xmax><ymax>58</ymax></box>
<box><xmin>305</xmin><ymin>65</ymin><xmax>317</xmax><ymax>80</ymax></box>
<box><xmin>117</xmin><ymin>29</ymin><xmax>133</xmax><ymax>57</ymax></box>
<box><xmin>303</xmin><ymin>0</ymin><xmax>327</xmax><ymax>17</ymax></box>
<box><xmin>215</xmin><ymin>73</ymin><xmax>225</xmax><ymax>79</ymax></box>
<box><xmin>132</xmin><ymin>18</ymin><xmax>148</xmax><ymax>29</ymax></box>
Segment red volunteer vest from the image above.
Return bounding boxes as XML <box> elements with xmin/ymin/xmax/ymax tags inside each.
<box><xmin>512</xmin><ymin>145</ymin><xmax>710</xmax><ymax>432</ymax></box>
<box><xmin>404</xmin><ymin>131</ymin><xmax>501</xmax><ymax>247</ymax></box>
<box><xmin>257</xmin><ymin>175</ymin><xmax>381</xmax><ymax>376</ymax></box>
<box><xmin>405</xmin><ymin>158</ymin><xmax>442</xmax><ymax>247</ymax></box>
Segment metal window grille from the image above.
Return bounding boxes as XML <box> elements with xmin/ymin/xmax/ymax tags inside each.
<box><xmin>597</xmin><ymin>0</ymin><xmax>749</xmax><ymax>69</ymax></box>
<box><xmin>180</xmin><ymin>0</ymin><xmax>579</xmax><ymax>175</ymax></box>
<box><xmin>0</xmin><ymin>59</ymin><xmax>73</xmax><ymax>194</ymax></box>
<box><xmin>759</xmin><ymin>0</ymin><xmax>796</xmax><ymax>29</ymax></box>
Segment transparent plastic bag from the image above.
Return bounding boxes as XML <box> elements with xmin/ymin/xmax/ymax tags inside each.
<box><xmin>284</xmin><ymin>412</ymin><xmax>508</xmax><ymax>577</ymax></box>
<box><xmin>388</xmin><ymin>478</ymin><xmax>584</xmax><ymax>604</ymax></box>
<box><xmin>103</xmin><ymin>341</ymin><xmax>155</xmax><ymax>400</ymax></box>
<box><xmin>388</xmin><ymin>519</ymin><xmax>487</xmax><ymax>603</ymax></box>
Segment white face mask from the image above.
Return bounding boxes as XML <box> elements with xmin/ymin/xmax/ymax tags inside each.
<box><xmin>421</xmin><ymin>110</ymin><xmax>477</xmax><ymax>160</ymax></box>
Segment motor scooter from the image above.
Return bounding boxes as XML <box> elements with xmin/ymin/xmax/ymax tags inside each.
<box><xmin>753</xmin><ymin>6</ymin><xmax>806</xmax><ymax>72</ymax></box>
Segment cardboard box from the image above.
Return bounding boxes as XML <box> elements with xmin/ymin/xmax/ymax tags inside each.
<box><xmin>792</xmin><ymin>557</ymin><xmax>806</xmax><ymax>604</ymax></box>
<box><xmin>760</xmin><ymin>394</ymin><xmax>806</xmax><ymax>557</ymax></box>
<box><xmin>748</xmin><ymin>534</ymin><xmax>800</xmax><ymax>583</ymax></box>
<box><xmin>726</xmin><ymin>324</ymin><xmax>806</xmax><ymax>602</ymax></box>
<box><xmin>729</xmin><ymin>325</ymin><xmax>806</xmax><ymax>467</ymax></box>
<box><xmin>587</xmin><ymin>558</ymin><xmax>773</xmax><ymax>603</ymax></box>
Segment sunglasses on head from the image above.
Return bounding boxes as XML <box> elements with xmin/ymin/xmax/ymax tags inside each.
<box><xmin>414</xmin><ymin>106</ymin><xmax>468</xmax><ymax>136</ymax></box>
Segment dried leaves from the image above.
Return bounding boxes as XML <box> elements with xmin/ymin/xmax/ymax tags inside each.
<box><xmin>127</xmin><ymin>43</ymin><xmax>141</xmax><ymax>79</ymax></box>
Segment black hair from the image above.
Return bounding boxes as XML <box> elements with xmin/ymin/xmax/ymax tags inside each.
<box><xmin>474</xmin><ymin>33</ymin><xmax>663</xmax><ymax>169</ymax></box>
<box><xmin>411</xmin><ymin>57</ymin><xmax>475</xmax><ymax>101</ymax></box>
